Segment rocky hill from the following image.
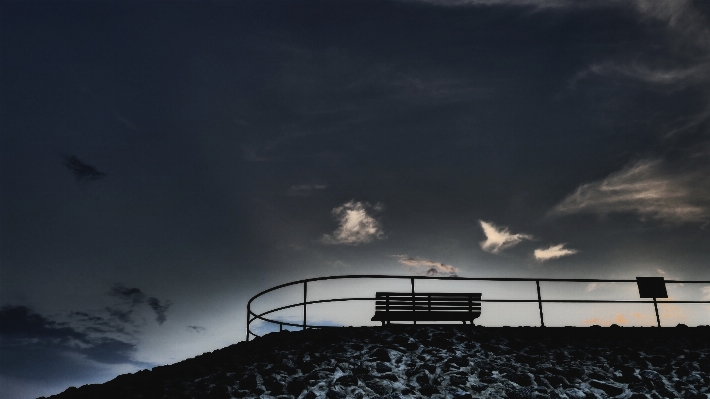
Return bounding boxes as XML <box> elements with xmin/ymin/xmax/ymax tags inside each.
<box><xmin>44</xmin><ymin>326</ymin><xmax>710</xmax><ymax>399</ymax></box>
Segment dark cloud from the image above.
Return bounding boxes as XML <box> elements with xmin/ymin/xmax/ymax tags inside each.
<box><xmin>186</xmin><ymin>325</ymin><xmax>206</xmax><ymax>333</ymax></box>
<box><xmin>62</xmin><ymin>155</ymin><xmax>106</xmax><ymax>182</ymax></box>
<box><xmin>147</xmin><ymin>297</ymin><xmax>172</xmax><ymax>325</ymax></box>
<box><xmin>104</xmin><ymin>307</ymin><xmax>136</xmax><ymax>325</ymax></box>
<box><xmin>109</xmin><ymin>284</ymin><xmax>146</xmax><ymax>305</ymax></box>
<box><xmin>0</xmin><ymin>305</ymin><xmax>149</xmax><ymax>383</ymax></box>
<box><xmin>0</xmin><ymin>305</ymin><xmax>82</xmax><ymax>341</ymax></box>
<box><xmin>108</xmin><ymin>284</ymin><xmax>172</xmax><ymax>325</ymax></box>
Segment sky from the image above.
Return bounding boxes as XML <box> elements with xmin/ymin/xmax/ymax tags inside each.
<box><xmin>1</xmin><ymin>0</ymin><xmax>710</xmax><ymax>397</ymax></box>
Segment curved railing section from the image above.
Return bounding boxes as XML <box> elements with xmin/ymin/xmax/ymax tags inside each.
<box><xmin>246</xmin><ymin>275</ymin><xmax>710</xmax><ymax>341</ymax></box>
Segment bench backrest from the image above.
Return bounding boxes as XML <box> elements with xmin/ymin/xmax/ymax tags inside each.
<box><xmin>375</xmin><ymin>292</ymin><xmax>481</xmax><ymax>313</ymax></box>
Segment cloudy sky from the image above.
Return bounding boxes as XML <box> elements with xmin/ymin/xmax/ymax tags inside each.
<box><xmin>2</xmin><ymin>0</ymin><xmax>710</xmax><ymax>397</ymax></box>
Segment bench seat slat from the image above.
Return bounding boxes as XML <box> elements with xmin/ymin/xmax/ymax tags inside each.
<box><xmin>376</xmin><ymin>305</ymin><xmax>481</xmax><ymax>311</ymax></box>
<box><xmin>376</xmin><ymin>300</ymin><xmax>480</xmax><ymax>307</ymax></box>
<box><xmin>375</xmin><ymin>298</ymin><xmax>480</xmax><ymax>302</ymax></box>
<box><xmin>375</xmin><ymin>292</ymin><xmax>481</xmax><ymax>298</ymax></box>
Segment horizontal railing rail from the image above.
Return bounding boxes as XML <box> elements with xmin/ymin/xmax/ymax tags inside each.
<box><xmin>246</xmin><ymin>275</ymin><xmax>710</xmax><ymax>341</ymax></box>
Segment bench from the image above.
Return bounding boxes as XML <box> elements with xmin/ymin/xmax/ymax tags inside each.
<box><xmin>371</xmin><ymin>292</ymin><xmax>481</xmax><ymax>325</ymax></box>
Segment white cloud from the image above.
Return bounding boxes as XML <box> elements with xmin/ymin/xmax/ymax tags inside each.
<box><xmin>585</xmin><ymin>62</ymin><xmax>709</xmax><ymax>88</ymax></box>
<box><xmin>287</xmin><ymin>184</ymin><xmax>327</xmax><ymax>196</ymax></box>
<box><xmin>550</xmin><ymin>159</ymin><xmax>710</xmax><ymax>224</ymax></box>
<box><xmin>534</xmin><ymin>244</ymin><xmax>578</xmax><ymax>262</ymax></box>
<box><xmin>394</xmin><ymin>255</ymin><xmax>460</xmax><ymax>277</ymax></box>
<box><xmin>479</xmin><ymin>220</ymin><xmax>532</xmax><ymax>254</ymax></box>
<box><xmin>321</xmin><ymin>200</ymin><xmax>385</xmax><ymax>245</ymax></box>
<box><xmin>701</xmin><ymin>286</ymin><xmax>710</xmax><ymax>300</ymax></box>
<box><xmin>404</xmin><ymin>0</ymin><xmax>608</xmax><ymax>8</ymax></box>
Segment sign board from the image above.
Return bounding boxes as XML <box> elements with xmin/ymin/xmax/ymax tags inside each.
<box><xmin>636</xmin><ymin>277</ymin><xmax>668</xmax><ymax>298</ymax></box>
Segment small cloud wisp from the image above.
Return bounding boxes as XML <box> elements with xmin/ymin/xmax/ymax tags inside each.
<box><xmin>395</xmin><ymin>255</ymin><xmax>460</xmax><ymax>277</ymax></box>
<box><xmin>534</xmin><ymin>244</ymin><xmax>578</xmax><ymax>262</ymax></box>
<box><xmin>479</xmin><ymin>220</ymin><xmax>532</xmax><ymax>254</ymax></box>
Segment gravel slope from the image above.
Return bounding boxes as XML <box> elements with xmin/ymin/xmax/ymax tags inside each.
<box><xmin>45</xmin><ymin>326</ymin><xmax>710</xmax><ymax>399</ymax></box>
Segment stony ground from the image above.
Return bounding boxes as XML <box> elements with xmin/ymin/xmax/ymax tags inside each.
<box><xmin>46</xmin><ymin>326</ymin><xmax>709</xmax><ymax>399</ymax></box>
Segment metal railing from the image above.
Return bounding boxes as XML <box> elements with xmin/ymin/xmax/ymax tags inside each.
<box><xmin>246</xmin><ymin>275</ymin><xmax>710</xmax><ymax>341</ymax></box>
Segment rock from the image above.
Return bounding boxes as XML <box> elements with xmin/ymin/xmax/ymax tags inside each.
<box><xmin>415</xmin><ymin>373</ymin><xmax>429</xmax><ymax>385</ymax></box>
<box><xmin>589</xmin><ymin>379</ymin><xmax>624</xmax><ymax>396</ymax></box>
<box><xmin>423</xmin><ymin>364</ymin><xmax>437</xmax><ymax>374</ymax></box>
<box><xmin>640</xmin><ymin>370</ymin><xmax>663</xmax><ymax>383</ymax></box>
<box><xmin>365</xmin><ymin>379</ymin><xmax>391</xmax><ymax>395</ymax></box>
<box><xmin>326</xmin><ymin>389</ymin><xmax>346</xmax><ymax>399</ymax></box>
<box><xmin>561</xmin><ymin>366</ymin><xmax>585</xmax><ymax>381</ymax></box>
<box><xmin>370</xmin><ymin>348</ymin><xmax>391</xmax><ymax>362</ymax></box>
<box><xmin>564</xmin><ymin>388</ymin><xmax>587</xmax><ymax>399</ymax></box>
<box><xmin>470</xmin><ymin>382</ymin><xmax>488</xmax><ymax>392</ymax></box>
<box><xmin>480</xmin><ymin>375</ymin><xmax>498</xmax><ymax>384</ymax></box>
<box><xmin>262</xmin><ymin>375</ymin><xmax>283</xmax><ymax>394</ymax></box>
<box><xmin>450</xmin><ymin>375</ymin><xmax>468</xmax><ymax>386</ymax></box>
<box><xmin>448</xmin><ymin>389</ymin><xmax>474</xmax><ymax>399</ymax></box>
<box><xmin>335</xmin><ymin>375</ymin><xmax>358</xmax><ymax>386</ymax></box>
<box><xmin>647</xmin><ymin>355</ymin><xmax>668</xmax><ymax>367</ymax></box>
<box><xmin>509</xmin><ymin>373</ymin><xmax>535</xmax><ymax>386</ymax></box>
<box><xmin>300</xmin><ymin>361</ymin><xmax>316</xmax><ymax>373</ymax></box>
<box><xmin>286</xmin><ymin>379</ymin><xmax>307</xmax><ymax>396</ymax></box>
<box><xmin>419</xmin><ymin>383</ymin><xmax>440</xmax><ymax>395</ymax></box>
<box><xmin>543</xmin><ymin>374</ymin><xmax>568</xmax><ymax>387</ymax></box>
<box><xmin>683</xmin><ymin>390</ymin><xmax>706</xmax><ymax>399</ymax></box>
<box><xmin>238</xmin><ymin>373</ymin><xmax>258</xmax><ymax>390</ymax></box>
<box><xmin>376</xmin><ymin>362</ymin><xmax>392</xmax><ymax>373</ymax></box>
<box><xmin>507</xmin><ymin>387</ymin><xmax>536</xmax><ymax>399</ymax></box>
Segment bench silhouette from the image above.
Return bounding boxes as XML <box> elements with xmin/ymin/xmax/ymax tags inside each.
<box><xmin>371</xmin><ymin>292</ymin><xmax>481</xmax><ymax>325</ymax></box>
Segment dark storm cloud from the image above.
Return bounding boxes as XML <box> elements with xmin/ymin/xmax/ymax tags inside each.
<box><xmin>108</xmin><ymin>284</ymin><xmax>172</xmax><ymax>324</ymax></box>
<box><xmin>0</xmin><ymin>305</ymin><xmax>149</xmax><ymax>383</ymax></box>
<box><xmin>104</xmin><ymin>307</ymin><xmax>136</xmax><ymax>325</ymax></box>
<box><xmin>110</xmin><ymin>284</ymin><xmax>146</xmax><ymax>306</ymax></box>
<box><xmin>0</xmin><ymin>305</ymin><xmax>82</xmax><ymax>340</ymax></box>
<box><xmin>147</xmin><ymin>297</ymin><xmax>172</xmax><ymax>325</ymax></box>
<box><xmin>62</xmin><ymin>155</ymin><xmax>106</xmax><ymax>182</ymax></box>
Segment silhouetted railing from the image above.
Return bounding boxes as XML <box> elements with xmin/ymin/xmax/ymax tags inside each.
<box><xmin>246</xmin><ymin>275</ymin><xmax>710</xmax><ymax>341</ymax></box>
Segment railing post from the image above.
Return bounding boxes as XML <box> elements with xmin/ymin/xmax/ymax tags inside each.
<box><xmin>303</xmin><ymin>281</ymin><xmax>308</xmax><ymax>331</ymax></box>
<box><xmin>411</xmin><ymin>278</ymin><xmax>416</xmax><ymax>325</ymax></box>
<box><xmin>246</xmin><ymin>302</ymin><xmax>251</xmax><ymax>342</ymax></box>
<box><xmin>653</xmin><ymin>297</ymin><xmax>661</xmax><ymax>327</ymax></box>
<box><xmin>536</xmin><ymin>280</ymin><xmax>545</xmax><ymax>327</ymax></box>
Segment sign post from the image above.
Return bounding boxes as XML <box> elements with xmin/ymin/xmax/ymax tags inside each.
<box><xmin>636</xmin><ymin>277</ymin><xmax>668</xmax><ymax>327</ymax></box>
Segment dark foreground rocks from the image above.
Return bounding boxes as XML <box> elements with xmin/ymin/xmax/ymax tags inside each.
<box><xmin>44</xmin><ymin>326</ymin><xmax>710</xmax><ymax>399</ymax></box>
